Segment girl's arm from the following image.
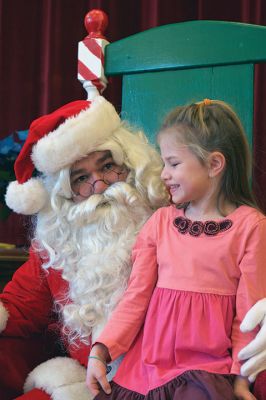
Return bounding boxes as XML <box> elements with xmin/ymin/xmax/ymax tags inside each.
<box><xmin>86</xmin><ymin>212</ymin><xmax>159</xmax><ymax>393</ymax></box>
<box><xmin>0</xmin><ymin>247</ymin><xmax>54</xmax><ymax>336</ymax></box>
<box><xmin>231</xmin><ymin>218</ymin><xmax>266</xmax><ymax>381</ymax></box>
<box><xmin>94</xmin><ymin>213</ymin><xmax>159</xmax><ymax>362</ymax></box>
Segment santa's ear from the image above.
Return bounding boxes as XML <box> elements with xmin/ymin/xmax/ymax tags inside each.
<box><xmin>207</xmin><ymin>151</ymin><xmax>226</xmax><ymax>178</ymax></box>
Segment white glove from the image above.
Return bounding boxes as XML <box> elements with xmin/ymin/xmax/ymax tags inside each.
<box><xmin>238</xmin><ymin>298</ymin><xmax>266</xmax><ymax>382</ymax></box>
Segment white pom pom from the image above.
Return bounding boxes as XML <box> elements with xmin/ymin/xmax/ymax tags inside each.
<box><xmin>5</xmin><ymin>178</ymin><xmax>49</xmax><ymax>215</ymax></box>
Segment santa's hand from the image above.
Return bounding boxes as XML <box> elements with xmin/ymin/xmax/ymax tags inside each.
<box><xmin>86</xmin><ymin>344</ymin><xmax>111</xmax><ymax>396</ymax></box>
<box><xmin>238</xmin><ymin>299</ymin><xmax>266</xmax><ymax>382</ymax></box>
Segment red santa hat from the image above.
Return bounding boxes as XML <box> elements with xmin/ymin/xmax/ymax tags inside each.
<box><xmin>5</xmin><ymin>96</ymin><xmax>121</xmax><ymax>215</ymax></box>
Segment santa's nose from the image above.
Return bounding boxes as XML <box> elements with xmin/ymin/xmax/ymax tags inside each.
<box><xmin>93</xmin><ymin>179</ymin><xmax>108</xmax><ymax>194</ymax></box>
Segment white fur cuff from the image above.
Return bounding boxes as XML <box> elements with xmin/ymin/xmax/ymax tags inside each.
<box><xmin>0</xmin><ymin>302</ymin><xmax>9</xmax><ymax>332</ymax></box>
<box><xmin>24</xmin><ymin>357</ymin><xmax>87</xmax><ymax>396</ymax></box>
<box><xmin>53</xmin><ymin>381</ymin><xmax>93</xmax><ymax>400</ymax></box>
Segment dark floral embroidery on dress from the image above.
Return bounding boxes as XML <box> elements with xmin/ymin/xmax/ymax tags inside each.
<box><xmin>204</xmin><ymin>221</ymin><xmax>219</xmax><ymax>236</ymax></box>
<box><xmin>173</xmin><ymin>216</ymin><xmax>233</xmax><ymax>237</ymax></box>
<box><xmin>219</xmin><ymin>220</ymin><xmax>233</xmax><ymax>232</ymax></box>
<box><xmin>174</xmin><ymin>217</ymin><xmax>192</xmax><ymax>234</ymax></box>
<box><xmin>189</xmin><ymin>221</ymin><xmax>204</xmax><ymax>236</ymax></box>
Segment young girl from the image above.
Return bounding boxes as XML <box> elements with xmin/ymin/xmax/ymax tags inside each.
<box><xmin>86</xmin><ymin>99</ymin><xmax>266</xmax><ymax>400</ymax></box>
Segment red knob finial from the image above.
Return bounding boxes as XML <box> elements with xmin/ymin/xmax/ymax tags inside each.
<box><xmin>84</xmin><ymin>9</ymin><xmax>108</xmax><ymax>39</ymax></box>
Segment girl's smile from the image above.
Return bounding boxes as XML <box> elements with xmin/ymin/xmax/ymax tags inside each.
<box><xmin>169</xmin><ymin>184</ymin><xmax>180</xmax><ymax>196</ymax></box>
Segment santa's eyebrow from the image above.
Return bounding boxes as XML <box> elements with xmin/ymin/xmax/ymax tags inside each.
<box><xmin>70</xmin><ymin>168</ymin><xmax>88</xmax><ymax>179</ymax></box>
<box><xmin>95</xmin><ymin>151</ymin><xmax>113</xmax><ymax>165</ymax></box>
<box><xmin>70</xmin><ymin>152</ymin><xmax>113</xmax><ymax>179</ymax></box>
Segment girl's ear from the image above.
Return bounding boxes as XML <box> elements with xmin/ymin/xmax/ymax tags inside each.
<box><xmin>207</xmin><ymin>152</ymin><xmax>226</xmax><ymax>178</ymax></box>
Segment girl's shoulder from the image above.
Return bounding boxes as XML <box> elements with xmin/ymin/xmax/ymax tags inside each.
<box><xmin>231</xmin><ymin>205</ymin><xmax>266</xmax><ymax>233</ymax></box>
<box><xmin>232</xmin><ymin>205</ymin><xmax>265</xmax><ymax>222</ymax></box>
<box><xmin>151</xmin><ymin>204</ymin><xmax>180</xmax><ymax>220</ymax></box>
<box><xmin>142</xmin><ymin>205</ymin><xmax>177</xmax><ymax>232</ymax></box>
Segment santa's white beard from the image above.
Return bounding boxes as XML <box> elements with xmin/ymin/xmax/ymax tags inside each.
<box><xmin>39</xmin><ymin>182</ymin><xmax>152</xmax><ymax>344</ymax></box>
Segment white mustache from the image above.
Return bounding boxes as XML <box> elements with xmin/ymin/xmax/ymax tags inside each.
<box><xmin>65</xmin><ymin>182</ymin><xmax>140</xmax><ymax>226</ymax></box>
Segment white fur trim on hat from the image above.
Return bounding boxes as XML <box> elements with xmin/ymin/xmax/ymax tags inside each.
<box><xmin>5</xmin><ymin>178</ymin><xmax>49</xmax><ymax>215</ymax></box>
<box><xmin>32</xmin><ymin>96</ymin><xmax>121</xmax><ymax>175</ymax></box>
<box><xmin>24</xmin><ymin>357</ymin><xmax>88</xmax><ymax>397</ymax></box>
<box><xmin>0</xmin><ymin>302</ymin><xmax>9</xmax><ymax>333</ymax></box>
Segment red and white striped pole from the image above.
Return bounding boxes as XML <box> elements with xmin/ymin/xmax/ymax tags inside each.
<box><xmin>77</xmin><ymin>9</ymin><xmax>109</xmax><ymax>100</ymax></box>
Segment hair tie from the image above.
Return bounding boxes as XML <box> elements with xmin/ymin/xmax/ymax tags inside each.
<box><xmin>88</xmin><ymin>355</ymin><xmax>107</xmax><ymax>366</ymax></box>
<box><xmin>203</xmin><ymin>98</ymin><xmax>212</xmax><ymax>105</ymax></box>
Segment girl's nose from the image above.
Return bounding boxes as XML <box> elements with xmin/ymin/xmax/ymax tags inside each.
<box><xmin>161</xmin><ymin>167</ymin><xmax>169</xmax><ymax>181</ymax></box>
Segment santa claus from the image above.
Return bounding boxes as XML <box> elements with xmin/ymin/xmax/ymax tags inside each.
<box><xmin>1</xmin><ymin>95</ymin><xmax>266</xmax><ymax>400</ymax></box>
<box><xmin>1</xmin><ymin>95</ymin><xmax>168</xmax><ymax>400</ymax></box>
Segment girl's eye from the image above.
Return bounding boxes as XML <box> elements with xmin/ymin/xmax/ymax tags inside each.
<box><xmin>171</xmin><ymin>163</ymin><xmax>180</xmax><ymax>167</ymax></box>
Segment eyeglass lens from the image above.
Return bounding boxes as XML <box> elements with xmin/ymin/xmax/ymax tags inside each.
<box><xmin>74</xmin><ymin>166</ymin><xmax>127</xmax><ymax>198</ymax></box>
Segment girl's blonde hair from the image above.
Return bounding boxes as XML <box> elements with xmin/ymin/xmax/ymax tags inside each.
<box><xmin>158</xmin><ymin>99</ymin><xmax>258</xmax><ymax>209</ymax></box>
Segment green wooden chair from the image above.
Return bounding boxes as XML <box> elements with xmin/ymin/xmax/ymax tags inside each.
<box><xmin>105</xmin><ymin>20</ymin><xmax>266</xmax><ymax>150</ymax></box>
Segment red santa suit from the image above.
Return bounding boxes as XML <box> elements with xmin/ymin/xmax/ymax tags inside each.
<box><xmin>0</xmin><ymin>250</ymin><xmax>88</xmax><ymax>399</ymax></box>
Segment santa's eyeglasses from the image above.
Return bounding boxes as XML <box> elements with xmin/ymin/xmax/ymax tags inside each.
<box><xmin>71</xmin><ymin>165</ymin><xmax>128</xmax><ymax>199</ymax></box>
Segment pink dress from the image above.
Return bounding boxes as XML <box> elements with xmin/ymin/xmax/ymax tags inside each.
<box><xmin>96</xmin><ymin>205</ymin><xmax>266</xmax><ymax>398</ymax></box>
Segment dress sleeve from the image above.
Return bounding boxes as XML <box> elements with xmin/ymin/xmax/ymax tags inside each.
<box><xmin>96</xmin><ymin>212</ymin><xmax>159</xmax><ymax>361</ymax></box>
<box><xmin>230</xmin><ymin>217</ymin><xmax>266</xmax><ymax>374</ymax></box>
<box><xmin>0</xmin><ymin>248</ymin><xmax>54</xmax><ymax>337</ymax></box>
